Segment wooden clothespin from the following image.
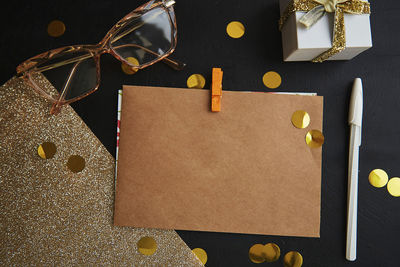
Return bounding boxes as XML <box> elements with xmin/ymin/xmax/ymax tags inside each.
<box><xmin>211</xmin><ymin>68</ymin><xmax>223</xmax><ymax>112</ymax></box>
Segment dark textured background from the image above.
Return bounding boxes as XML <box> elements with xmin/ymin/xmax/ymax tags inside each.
<box><xmin>1</xmin><ymin>1</ymin><xmax>400</xmax><ymax>266</ymax></box>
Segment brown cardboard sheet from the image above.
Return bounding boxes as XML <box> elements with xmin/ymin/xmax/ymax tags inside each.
<box><xmin>114</xmin><ymin>85</ymin><xmax>323</xmax><ymax>237</ymax></box>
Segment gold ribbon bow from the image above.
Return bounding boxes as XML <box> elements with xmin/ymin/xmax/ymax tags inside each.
<box><xmin>279</xmin><ymin>0</ymin><xmax>370</xmax><ymax>62</ymax></box>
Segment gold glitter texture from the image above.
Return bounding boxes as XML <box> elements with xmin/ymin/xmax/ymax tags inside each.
<box><xmin>279</xmin><ymin>0</ymin><xmax>371</xmax><ymax>62</ymax></box>
<box><xmin>305</xmin><ymin>129</ymin><xmax>324</xmax><ymax>148</ymax></box>
<box><xmin>38</xmin><ymin>142</ymin><xmax>57</xmax><ymax>159</ymax></box>
<box><xmin>226</xmin><ymin>21</ymin><xmax>245</xmax><ymax>38</ymax></box>
<box><xmin>0</xmin><ymin>75</ymin><xmax>204</xmax><ymax>266</ymax></box>
<box><xmin>187</xmin><ymin>74</ymin><xmax>206</xmax><ymax>89</ymax></box>
<box><xmin>283</xmin><ymin>251</ymin><xmax>303</xmax><ymax>267</ymax></box>
<box><xmin>387</xmin><ymin>177</ymin><xmax>400</xmax><ymax>197</ymax></box>
<box><xmin>47</xmin><ymin>20</ymin><xmax>66</xmax><ymax>37</ymax></box>
<box><xmin>262</xmin><ymin>71</ymin><xmax>282</xmax><ymax>89</ymax></box>
<box><xmin>192</xmin><ymin>248</ymin><xmax>208</xmax><ymax>265</ymax></box>
<box><xmin>368</xmin><ymin>169</ymin><xmax>388</xmax><ymax>188</ymax></box>
<box><xmin>291</xmin><ymin>110</ymin><xmax>311</xmax><ymax>129</ymax></box>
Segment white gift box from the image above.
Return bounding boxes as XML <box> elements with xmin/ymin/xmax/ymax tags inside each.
<box><xmin>279</xmin><ymin>0</ymin><xmax>372</xmax><ymax>61</ymax></box>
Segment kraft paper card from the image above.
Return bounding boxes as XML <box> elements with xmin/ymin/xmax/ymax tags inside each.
<box><xmin>114</xmin><ymin>85</ymin><xmax>324</xmax><ymax>237</ymax></box>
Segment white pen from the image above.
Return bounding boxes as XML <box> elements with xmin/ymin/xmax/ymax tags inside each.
<box><xmin>346</xmin><ymin>78</ymin><xmax>363</xmax><ymax>261</ymax></box>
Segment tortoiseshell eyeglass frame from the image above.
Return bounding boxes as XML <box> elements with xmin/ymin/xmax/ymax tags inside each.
<box><xmin>16</xmin><ymin>0</ymin><xmax>184</xmax><ymax>115</ymax></box>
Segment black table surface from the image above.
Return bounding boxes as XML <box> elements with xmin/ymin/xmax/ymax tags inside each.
<box><xmin>2</xmin><ymin>1</ymin><xmax>400</xmax><ymax>266</ymax></box>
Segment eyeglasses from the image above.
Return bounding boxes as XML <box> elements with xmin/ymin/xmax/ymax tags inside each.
<box><xmin>16</xmin><ymin>0</ymin><xmax>184</xmax><ymax>115</ymax></box>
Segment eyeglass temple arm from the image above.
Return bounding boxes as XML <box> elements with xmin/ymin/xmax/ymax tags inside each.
<box><xmin>30</xmin><ymin>43</ymin><xmax>185</xmax><ymax>73</ymax></box>
<box><xmin>114</xmin><ymin>43</ymin><xmax>186</xmax><ymax>70</ymax></box>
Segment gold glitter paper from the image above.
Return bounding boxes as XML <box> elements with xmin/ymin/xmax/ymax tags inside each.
<box><xmin>291</xmin><ymin>110</ymin><xmax>311</xmax><ymax>129</ymax></box>
<box><xmin>187</xmin><ymin>74</ymin><xmax>206</xmax><ymax>89</ymax></box>
<box><xmin>192</xmin><ymin>248</ymin><xmax>208</xmax><ymax>265</ymax></box>
<box><xmin>305</xmin><ymin>129</ymin><xmax>325</xmax><ymax>148</ymax></box>
<box><xmin>387</xmin><ymin>177</ymin><xmax>400</xmax><ymax>197</ymax></box>
<box><xmin>0</xmin><ymin>75</ymin><xmax>204</xmax><ymax>266</ymax></box>
<box><xmin>279</xmin><ymin>0</ymin><xmax>371</xmax><ymax>62</ymax></box>
<box><xmin>47</xmin><ymin>20</ymin><xmax>66</xmax><ymax>37</ymax></box>
<box><xmin>226</xmin><ymin>21</ymin><xmax>245</xmax><ymax>39</ymax></box>
<box><xmin>262</xmin><ymin>71</ymin><xmax>282</xmax><ymax>89</ymax></box>
<box><xmin>368</xmin><ymin>169</ymin><xmax>389</xmax><ymax>188</ymax></box>
<box><xmin>38</xmin><ymin>142</ymin><xmax>57</xmax><ymax>159</ymax></box>
<box><xmin>283</xmin><ymin>251</ymin><xmax>303</xmax><ymax>267</ymax></box>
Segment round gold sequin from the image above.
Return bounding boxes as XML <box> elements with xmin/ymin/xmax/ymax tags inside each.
<box><xmin>226</xmin><ymin>21</ymin><xmax>245</xmax><ymax>38</ymax></box>
<box><xmin>368</xmin><ymin>169</ymin><xmax>389</xmax><ymax>188</ymax></box>
<box><xmin>121</xmin><ymin>57</ymin><xmax>140</xmax><ymax>75</ymax></box>
<box><xmin>283</xmin><ymin>251</ymin><xmax>303</xmax><ymax>267</ymax></box>
<box><xmin>67</xmin><ymin>155</ymin><xmax>85</xmax><ymax>173</ymax></box>
<box><xmin>37</xmin><ymin>142</ymin><xmax>57</xmax><ymax>159</ymax></box>
<box><xmin>263</xmin><ymin>243</ymin><xmax>280</xmax><ymax>262</ymax></box>
<box><xmin>137</xmin><ymin>236</ymin><xmax>157</xmax><ymax>255</ymax></box>
<box><xmin>192</xmin><ymin>248</ymin><xmax>208</xmax><ymax>265</ymax></box>
<box><xmin>305</xmin><ymin>129</ymin><xmax>324</xmax><ymax>148</ymax></box>
<box><xmin>262</xmin><ymin>71</ymin><xmax>281</xmax><ymax>89</ymax></box>
<box><xmin>187</xmin><ymin>74</ymin><xmax>206</xmax><ymax>89</ymax></box>
<box><xmin>387</xmin><ymin>177</ymin><xmax>400</xmax><ymax>197</ymax></box>
<box><xmin>249</xmin><ymin>244</ymin><xmax>266</xmax><ymax>264</ymax></box>
<box><xmin>47</xmin><ymin>20</ymin><xmax>66</xmax><ymax>37</ymax></box>
<box><xmin>291</xmin><ymin>110</ymin><xmax>310</xmax><ymax>129</ymax></box>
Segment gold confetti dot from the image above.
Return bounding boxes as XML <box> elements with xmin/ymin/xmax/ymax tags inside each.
<box><xmin>291</xmin><ymin>110</ymin><xmax>310</xmax><ymax>129</ymax></box>
<box><xmin>263</xmin><ymin>243</ymin><xmax>280</xmax><ymax>262</ymax></box>
<box><xmin>37</xmin><ymin>142</ymin><xmax>57</xmax><ymax>159</ymax></box>
<box><xmin>387</xmin><ymin>177</ymin><xmax>400</xmax><ymax>197</ymax></box>
<box><xmin>305</xmin><ymin>129</ymin><xmax>324</xmax><ymax>148</ymax></box>
<box><xmin>47</xmin><ymin>20</ymin><xmax>66</xmax><ymax>37</ymax></box>
<box><xmin>67</xmin><ymin>155</ymin><xmax>85</xmax><ymax>173</ymax></box>
<box><xmin>226</xmin><ymin>21</ymin><xmax>245</xmax><ymax>39</ymax></box>
<box><xmin>249</xmin><ymin>244</ymin><xmax>266</xmax><ymax>264</ymax></box>
<box><xmin>368</xmin><ymin>169</ymin><xmax>389</xmax><ymax>188</ymax></box>
<box><xmin>121</xmin><ymin>57</ymin><xmax>140</xmax><ymax>75</ymax></box>
<box><xmin>137</xmin><ymin>236</ymin><xmax>157</xmax><ymax>256</ymax></box>
<box><xmin>187</xmin><ymin>74</ymin><xmax>206</xmax><ymax>89</ymax></box>
<box><xmin>283</xmin><ymin>251</ymin><xmax>303</xmax><ymax>267</ymax></box>
<box><xmin>192</xmin><ymin>248</ymin><xmax>207</xmax><ymax>265</ymax></box>
<box><xmin>262</xmin><ymin>71</ymin><xmax>282</xmax><ymax>89</ymax></box>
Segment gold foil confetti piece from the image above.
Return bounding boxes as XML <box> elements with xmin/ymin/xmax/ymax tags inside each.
<box><xmin>67</xmin><ymin>155</ymin><xmax>85</xmax><ymax>173</ymax></box>
<box><xmin>262</xmin><ymin>71</ymin><xmax>282</xmax><ymax>89</ymax></box>
<box><xmin>137</xmin><ymin>236</ymin><xmax>157</xmax><ymax>256</ymax></box>
<box><xmin>291</xmin><ymin>110</ymin><xmax>311</xmax><ymax>129</ymax></box>
<box><xmin>47</xmin><ymin>20</ymin><xmax>66</xmax><ymax>37</ymax></box>
<box><xmin>305</xmin><ymin>129</ymin><xmax>324</xmax><ymax>148</ymax></box>
<box><xmin>187</xmin><ymin>74</ymin><xmax>206</xmax><ymax>89</ymax></box>
<box><xmin>387</xmin><ymin>177</ymin><xmax>400</xmax><ymax>197</ymax></box>
<box><xmin>226</xmin><ymin>21</ymin><xmax>245</xmax><ymax>38</ymax></box>
<box><xmin>249</xmin><ymin>244</ymin><xmax>266</xmax><ymax>264</ymax></box>
<box><xmin>368</xmin><ymin>169</ymin><xmax>389</xmax><ymax>188</ymax></box>
<box><xmin>121</xmin><ymin>57</ymin><xmax>140</xmax><ymax>75</ymax></box>
<box><xmin>192</xmin><ymin>248</ymin><xmax>208</xmax><ymax>265</ymax></box>
<box><xmin>283</xmin><ymin>251</ymin><xmax>303</xmax><ymax>267</ymax></box>
<box><xmin>37</xmin><ymin>142</ymin><xmax>57</xmax><ymax>159</ymax></box>
<box><xmin>263</xmin><ymin>243</ymin><xmax>280</xmax><ymax>262</ymax></box>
